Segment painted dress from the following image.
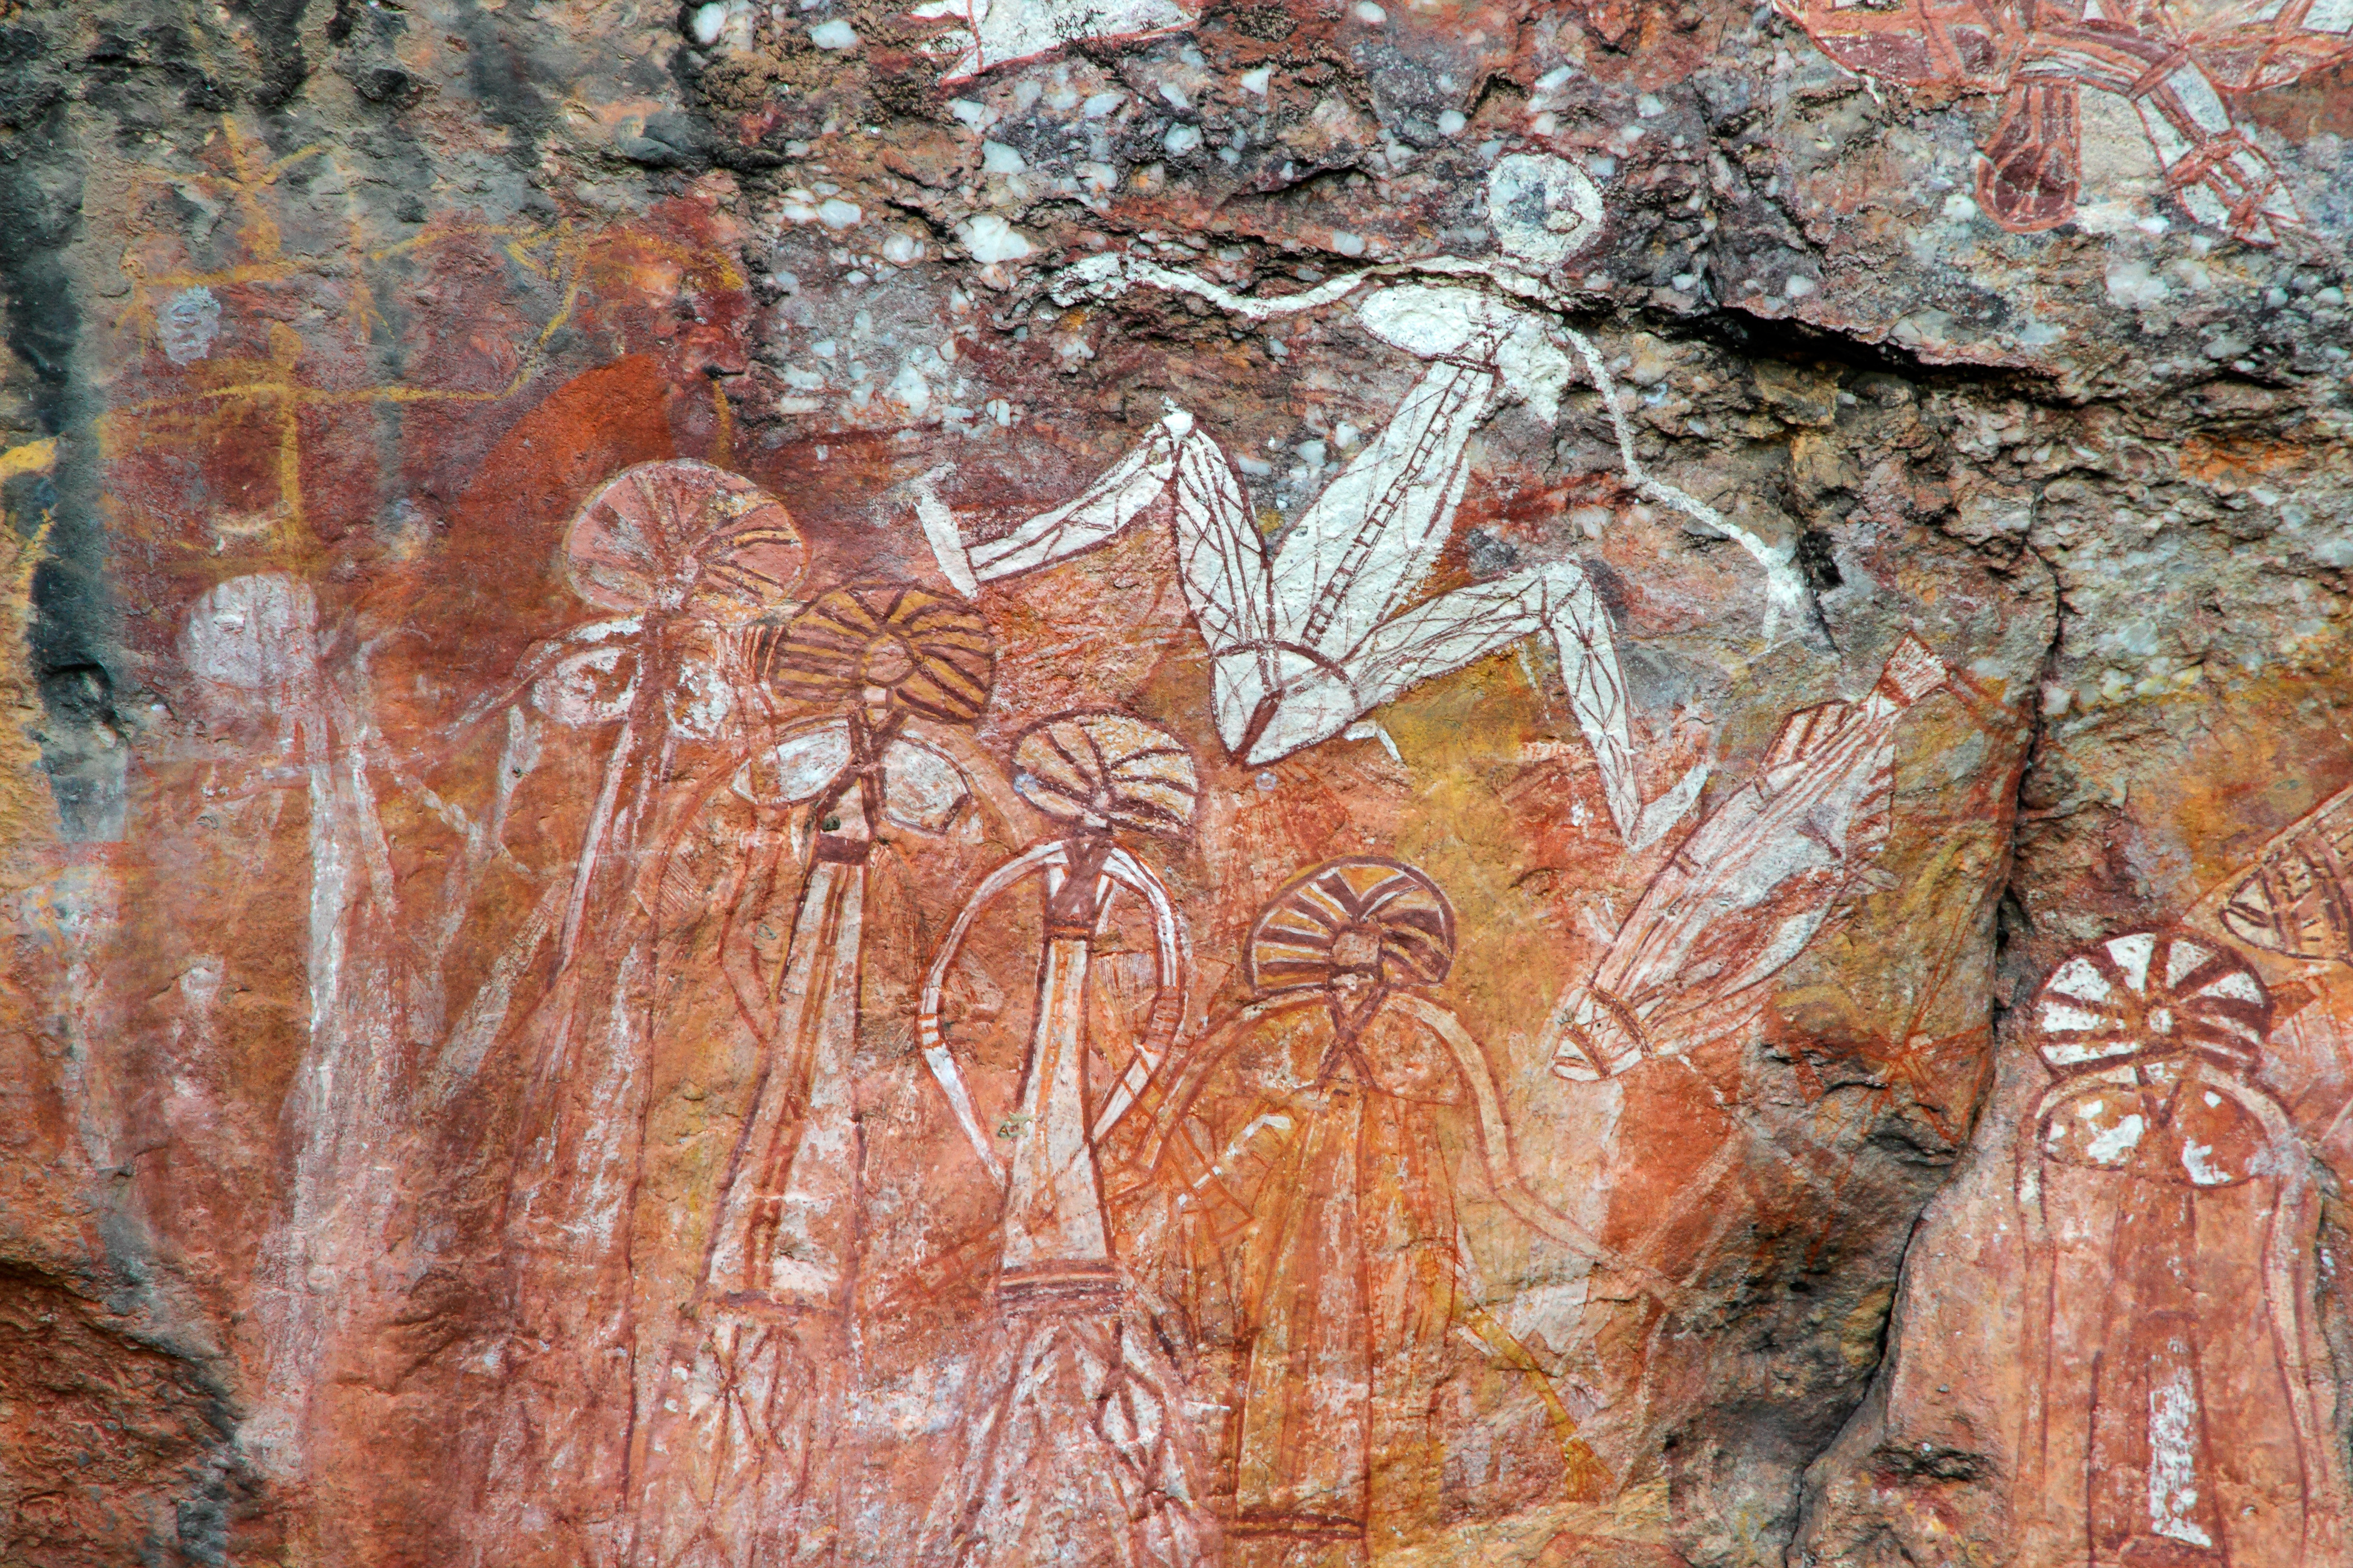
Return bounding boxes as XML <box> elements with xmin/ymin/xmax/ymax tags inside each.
<box><xmin>2018</xmin><ymin>929</ymin><xmax>2348</xmax><ymax>1566</ymax></box>
<box><xmin>1132</xmin><ymin>859</ymin><xmax>1618</xmax><ymax>1566</ymax></box>
<box><xmin>914</xmin><ymin>715</ymin><xmax>1221</xmax><ymax>1568</ymax></box>
<box><xmin>628</xmin><ymin>584</ymin><xmax>1001</xmax><ymax>1568</ymax></box>
<box><xmin>467</xmin><ymin>461</ymin><xmax>806</xmax><ymax>1568</ymax></box>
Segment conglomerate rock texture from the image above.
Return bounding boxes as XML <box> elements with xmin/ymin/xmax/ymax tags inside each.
<box><xmin>0</xmin><ymin>0</ymin><xmax>2347</xmax><ymax>1563</ymax></box>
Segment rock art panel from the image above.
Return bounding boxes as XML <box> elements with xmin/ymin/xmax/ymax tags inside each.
<box><xmin>0</xmin><ymin>0</ymin><xmax>2345</xmax><ymax>1564</ymax></box>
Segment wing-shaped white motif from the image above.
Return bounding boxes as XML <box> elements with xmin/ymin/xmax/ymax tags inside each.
<box><xmin>1545</xmin><ymin>634</ymin><xmax>1948</xmax><ymax>1081</ymax></box>
<box><xmin>1169</xmin><ymin>429</ymin><xmax>1279</xmax><ymax>756</ymax></box>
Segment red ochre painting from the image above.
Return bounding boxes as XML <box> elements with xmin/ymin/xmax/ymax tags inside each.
<box><xmin>1</xmin><ymin>2</ymin><xmax>2349</xmax><ymax>1566</ymax></box>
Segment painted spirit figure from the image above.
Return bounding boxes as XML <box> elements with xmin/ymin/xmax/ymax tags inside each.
<box><xmin>1129</xmin><ymin>859</ymin><xmax>1628</xmax><ymax>1565</ymax></box>
<box><xmin>1541</xmin><ymin>635</ymin><xmax>1950</xmax><ymax>1082</ymax></box>
<box><xmin>179</xmin><ymin>574</ymin><xmax>406</xmax><ymax>1477</ymax></box>
<box><xmin>2018</xmin><ymin>929</ymin><xmax>2348</xmax><ymax>1566</ymax></box>
<box><xmin>1774</xmin><ymin>0</ymin><xmax>2351</xmax><ymax>241</ymax></box>
<box><xmin>914</xmin><ymin>714</ymin><xmax>1219</xmax><ymax>1568</ymax></box>
<box><xmin>628</xmin><ymin>583</ymin><xmax>1003</xmax><ymax>1568</ymax></box>
<box><xmin>909</xmin><ymin>153</ymin><xmax>1825</xmax><ymax>849</ymax></box>
<box><xmin>469</xmin><ymin>461</ymin><xmax>808</xmax><ymax>1568</ymax></box>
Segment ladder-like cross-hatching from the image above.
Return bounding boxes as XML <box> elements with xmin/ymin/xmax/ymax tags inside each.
<box><xmin>915</xmin><ymin>155</ymin><xmax>1825</xmax><ymax>850</ymax></box>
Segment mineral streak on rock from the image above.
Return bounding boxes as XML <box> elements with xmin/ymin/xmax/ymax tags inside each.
<box><xmin>0</xmin><ymin>0</ymin><xmax>2345</xmax><ymax>1564</ymax></box>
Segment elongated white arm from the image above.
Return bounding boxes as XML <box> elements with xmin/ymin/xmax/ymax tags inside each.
<box><xmin>948</xmin><ymin>412</ymin><xmax>1193</xmax><ymax>584</ymax></box>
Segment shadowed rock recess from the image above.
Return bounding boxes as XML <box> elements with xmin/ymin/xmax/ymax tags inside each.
<box><xmin>0</xmin><ymin>0</ymin><xmax>2347</xmax><ymax>1562</ymax></box>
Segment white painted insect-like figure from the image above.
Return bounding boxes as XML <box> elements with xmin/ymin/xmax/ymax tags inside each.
<box><xmin>907</xmin><ymin>0</ymin><xmax>1198</xmax><ymax>81</ymax></box>
<box><xmin>2016</xmin><ymin>929</ymin><xmax>2348</xmax><ymax>1565</ymax></box>
<box><xmin>625</xmin><ymin>582</ymin><xmax>1012</xmax><ymax>1568</ymax></box>
<box><xmin>462</xmin><ymin>460</ymin><xmax>810</xmax><ymax>1567</ymax></box>
<box><xmin>1538</xmin><ymin>633</ymin><xmax>1949</xmax><ymax>1082</ymax></box>
<box><xmin>918</xmin><ymin>154</ymin><xmax>1817</xmax><ymax>850</ymax></box>
<box><xmin>914</xmin><ymin>713</ymin><xmax>1220</xmax><ymax>1568</ymax></box>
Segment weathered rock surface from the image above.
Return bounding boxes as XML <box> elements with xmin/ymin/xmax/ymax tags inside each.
<box><xmin>0</xmin><ymin>0</ymin><xmax>2345</xmax><ymax>1563</ymax></box>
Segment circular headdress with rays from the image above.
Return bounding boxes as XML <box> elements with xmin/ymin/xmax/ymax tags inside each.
<box><xmin>2026</xmin><ymin>928</ymin><xmax>2271</xmax><ymax>1075</ymax></box>
<box><xmin>1248</xmin><ymin>857</ymin><xmax>1458</xmax><ymax>997</ymax></box>
<box><xmin>1012</xmin><ymin>714</ymin><xmax>1198</xmax><ymax>839</ymax></box>
<box><xmin>755</xmin><ymin>581</ymin><xmax>996</xmax><ymax>724</ymax></box>
<box><xmin>563</xmin><ymin>460</ymin><xmax>806</xmax><ymax>622</ymax></box>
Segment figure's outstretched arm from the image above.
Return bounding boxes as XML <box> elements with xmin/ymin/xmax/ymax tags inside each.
<box><xmin>913</xmin><ymin>411</ymin><xmax>1192</xmax><ymax>594</ymax></box>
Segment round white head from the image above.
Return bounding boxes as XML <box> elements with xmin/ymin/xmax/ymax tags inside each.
<box><xmin>1487</xmin><ymin>153</ymin><xmax>1605</xmax><ymax>270</ymax></box>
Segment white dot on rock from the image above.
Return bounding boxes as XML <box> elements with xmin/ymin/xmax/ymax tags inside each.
<box><xmin>817</xmin><ymin>197</ymin><xmax>862</xmax><ymax>229</ymax></box>
<box><xmin>1785</xmin><ymin>274</ymin><xmax>1816</xmax><ymax>297</ymax></box>
<box><xmin>1331</xmin><ymin>230</ymin><xmax>1366</xmax><ymax>257</ymax></box>
<box><xmin>808</xmin><ymin>18</ymin><xmax>859</xmax><ymax>48</ymax></box>
<box><xmin>1165</xmin><ymin>123</ymin><xmax>1203</xmax><ymax>155</ymax></box>
<box><xmin>961</xmin><ymin>214</ymin><xmax>1034</xmax><ymax>262</ymax></box>
<box><xmin>1353</xmin><ymin>1</ymin><xmax>1386</xmax><ymax>20</ymax></box>
<box><xmin>690</xmin><ymin>2</ymin><xmax>728</xmax><ymax>43</ymax></box>
<box><xmin>1436</xmin><ymin>109</ymin><xmax>1466</xmax><ymax>135</ymax></box>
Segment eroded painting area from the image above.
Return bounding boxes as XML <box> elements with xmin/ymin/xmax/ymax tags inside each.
<box><xmin>0</xmin><ymin>0</ymin><xmax>2346</xmax><ymax>1564</ymax></box>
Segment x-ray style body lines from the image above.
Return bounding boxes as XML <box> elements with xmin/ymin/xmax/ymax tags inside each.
<box><xmin>906</xmin><ymin>0</ymin><xmax>1198</xmax><ymax>82</ymax></box>
<box><xmin>468</xmin><ymin>460</ymin><xmax>810</xmax><ymax>1567</ymax></box>
<box><xmin>920</xmin><ymin>300</ymin><xmax>1708</xmax><ymax>845</ymax></box>
<box><xmin>2016</xmin><ymin>929</ymin><xmax>2348</xmax><ymax>1566</ymax></box>
<box><xmin>625</xmin><ymin>583</ymin><xmax>1000</xmax><ymax>1568</ymax></box>
<box><xmin>1117</xmin><ymin>858</ymin><xmax>1618</xmax><ymax>1563</ymax></box>
<box><xmin>2213</xmin><ymin>776</ymin><xmax>2353</xmax><ymax>966</ymax></box>
<box><xmin>914</xmin><ymin>714</ymin><xmax>1219</xmax><ymax>1568</ymax></box>
<box><xmin>1541</xmin><ymin>634</ymin><xmax>1950</xmax><ymax>1082</ymax></box>
<box><xmin>1775</xmin><ymin>0</ymin><xmax>2350</xmax><ymax>242</ymax></box>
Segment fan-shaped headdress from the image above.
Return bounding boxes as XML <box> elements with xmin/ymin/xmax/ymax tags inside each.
<box><xmin>756</xmin><ymin>581</ymin><xmax>995</xmax><ymax>724</ymax></box>
<box><xmin>1012</xmin><ymin>714</ymin><xmax>1198</xmax><ymax>839</ymax></box>
<box><xmin>2027</xmin><ymin>929</ymin><xmax>2271</xmax><ymax>1076</ymax></box>
<box><xmin>1248</xmin><ymin>857</ymin><xmax>1456</xmax><ymax>997</ymax></box>
<box><xmin>562</xmin><ymin>459</ymin><xmax>805</xmax><ymax>620</ymax></box>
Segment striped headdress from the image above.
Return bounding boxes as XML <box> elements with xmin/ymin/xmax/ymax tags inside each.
<box><xmin>1249</xmin><ymin>857</ymin><xmax>1457</xmax><ymax>996</ymax></box>
<box><xmin>1012</xmin><ymin>714</ymin><xmax>1198</xmax><ymax>839</ymax></box>
<box><xmin>757</xmin><ymin>581</ymin><xmax>996</xmax><ymax>724</ymax></box>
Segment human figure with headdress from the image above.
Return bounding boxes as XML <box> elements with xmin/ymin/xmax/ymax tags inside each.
<box><xmin>463</xmin><ymin>460</ymin><xmax>808</xmax><ymax>1568</ymax></box>
<box><xmin>1121</xmin><ymin>858</ymin><xmax>1630</xmax><ymax>1566</ymax></box>
<box><xmin>2016</xmin><ymin>929</ymin><xmax>2348</xmax><ymax>1566</ymax></box>
<box><xmin>625</xmin><ymin>582</ymin><xmax>1016</xmax><ymax>1567</ymax></box>
<box><xmin>913</xmin><ymin>713</ymin><xmax>1220</xmax><ymax>1568</ymax></box>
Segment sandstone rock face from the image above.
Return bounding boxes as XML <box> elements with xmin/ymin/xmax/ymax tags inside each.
<box><xmin>0</xmin><ymin>0</ymin><xmax>2345</xmax><ymax>1564</ymax></box>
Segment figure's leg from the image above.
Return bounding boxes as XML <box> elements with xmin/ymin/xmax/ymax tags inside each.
<box><xmin>1269</xmin><ymin>360</ymin><xmax>1496</xmax><ymax>659</ymax></box>
<box><xmin>2132</xmin><ymin>69</ymin><xmax>2301</xmax><ymax>243</ymax></box>
<box><xmin>2012</xmin><ymin>27</ymin><xmax>2302</xmax><ymax>242</ymax></box>
<box><xmin>913</xmin><ymin>409</ymin><xmax>1192</xmax><ymax>594</ymax></box>
<box><xmin>1248</xmin><ymin>563</ymin><xmax>1705</xmax><ymax>847</ymax></box>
